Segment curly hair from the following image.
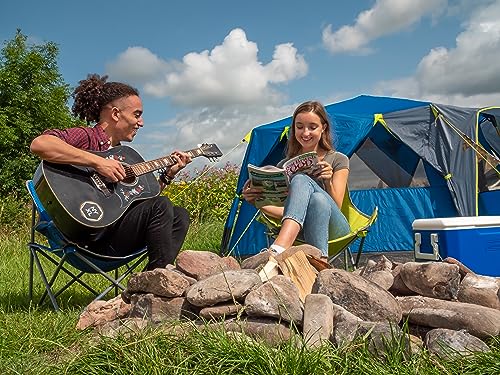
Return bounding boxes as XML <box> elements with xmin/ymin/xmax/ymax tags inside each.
<box><xmin>71</xmin><ymin>74</ymin><xmax>139</xmax><ymax>123</ymax></box>
<box><xmin>286</xmin><ymin>101</ymin><xmax>334</xmax><ymax>158</ymax></box>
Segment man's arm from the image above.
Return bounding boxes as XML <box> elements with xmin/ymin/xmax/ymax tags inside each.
<box><xmin>30</xmin><ymin>134</ymin><xmax>126</xmax><ymax>182</ymax></box>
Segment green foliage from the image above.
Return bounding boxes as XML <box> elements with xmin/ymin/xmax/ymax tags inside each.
<box><xmin>167</xmin><ymin>162</ymin><xmax>240</xmax><ymax>223</ymax></box>
<box><xmin>0</xmin><ymin>194</ymin><xmax>30</xmax><ymax>235</ymax></box>
<box><xmin>0</xmin><ymin>30</ymin><xmax>75</xmax><ymax>199</ymax></box>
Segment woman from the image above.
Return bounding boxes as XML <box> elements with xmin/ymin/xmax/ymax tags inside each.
<box><xmin>242</xmin><ymin>101</ymin><xmax>350</xmax><ymax>257</ymax></box>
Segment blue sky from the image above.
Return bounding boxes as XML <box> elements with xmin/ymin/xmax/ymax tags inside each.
<box><xmin>2</xmin><ymin>0</ymin><xmax>500</xmax><ymax>169</ymax></box>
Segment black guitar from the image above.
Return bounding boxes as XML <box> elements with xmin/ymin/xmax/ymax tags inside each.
<box><xmin>33</xmin><ymin>143</ymin><xmax>222</xmax><ymax>242</ymax></box>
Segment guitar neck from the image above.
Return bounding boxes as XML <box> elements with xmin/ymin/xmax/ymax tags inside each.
<box><xmin>129</xmin><ymin>148</ymin><xmax>202</xmax><ymax>177</ymax></box>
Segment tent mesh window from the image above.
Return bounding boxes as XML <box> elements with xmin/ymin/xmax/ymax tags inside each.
<box><xmin>348</xmin><ymin>136</ymin><xmax>430</xmax><ymax>190</ymax></box>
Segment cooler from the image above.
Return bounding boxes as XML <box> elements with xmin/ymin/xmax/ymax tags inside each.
<box><xmin>412</xmin><ymin>216</ymin><xmax>500</xmax><ymax>277</ymax></box>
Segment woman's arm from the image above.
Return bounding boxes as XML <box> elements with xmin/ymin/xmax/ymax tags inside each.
<box><xmin>325</xmin><ymin>168</ymin><xmax>348</xmax><ymax>208</ymax></box>
<box><xmin>313</xmin><ymin>158</ymin><xmax>349</xmax><ymax>208</ymax></box>
<box><xmin>260</xmin><ymin>205</ymin><xmax>284</xmax><ymax>219</ymax></box>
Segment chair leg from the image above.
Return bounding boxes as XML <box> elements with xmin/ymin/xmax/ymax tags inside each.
<box><xmin>114</xmin><ymin>268</ymin><xmax>119</xmax><ymax>297</ymax></box>
<box><xmin>343</xmin><ymin>247</ymin><xmax>356</xmax><ymax>271</ymax></box>
<box><xmin>94</xmin><ymin>253</ymin><xmax>147</xmax><ymax>301</ymax></box>
<box><xmin>30</xmin><ymin>248</ymin><xmax>60</xmax><ymax>311</ymax></box>
<box><xmin>354</xmin><ymin>236</ymin><xmax>367</xmax><ymax>268</ymax></box>
<box><xmin>29</xmin><ymin>247</ymin><xmax>34</xmax><ymax>302</ymax></box>
<box><xmin>73</xmin><ymin>253</ymin><xmax>126</xmax><ymax>291</ymax></box>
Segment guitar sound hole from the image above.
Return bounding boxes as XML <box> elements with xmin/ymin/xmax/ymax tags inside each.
<box><xmin>121</xmin><ymin>176</ymin><xmax>137</xmax><ymax>186</ymax></box>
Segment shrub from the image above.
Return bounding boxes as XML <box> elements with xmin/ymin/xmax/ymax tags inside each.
<box><xmin>166</xmin><ymin>162</ymin><xmax>239</xmax><ymax>223</ymax></box>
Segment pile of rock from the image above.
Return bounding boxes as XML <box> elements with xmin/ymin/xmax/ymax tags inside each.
<box><xmin>77</xmin><ymin>245</ymin><xmax>500</xmax><ymax>359</ymax></box>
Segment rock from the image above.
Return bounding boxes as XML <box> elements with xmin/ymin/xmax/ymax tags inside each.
<box><xmin>222</xmin><ymin>256</ymin><xmax>241</xmax><ymax>270</ymax></box>
<box><xmin>245</xmin><ymin>275</ymin><xmax>303</xmax><ymax>324</ymax></box>
<box><xmin>358</xmin><ymin>256</ymin><xmax>393</xmax><ymax>285</ymax></box>
<box><xmin>76</xmin><ymin>296</ymin><xmax>131</xmax><ymax>330</ymax></box>
<box><xmin>362</xmin><ymin>255</ymin><xmax>393</xmax><ymax>274</ymax></box>
<box><xmin>363</xmin><ymin>270</ymin><xmax>394</xmax><ymax>291</ymax></box>
<box><xmin>457</xmin><ymin>273</ymin><xmax>500</xmax><ymax>310</ymax></box>
<box><xmin>425</xmin><ymin>328</ymin><xmax>491</xmax><ymax>360</ymax></box>
<box><xmin>176</xmin><ymin>250</ymin><xmax>240</xmax><ymax>280</ymax></box>
<box><xmin>127</xmin><ymin>268</ymin><xmax>190</xmax><ymax>297</ymax></box>
<box><xmin>186</xmin><ymin>269</ymin><xmax>262</xmax><ymax>307</ymax></box>
<box><xmin>96</xmin><ymin>318</ymin><xmax>149</xmax><ymax>338</ymax></box>
<box><xmin>333</xmin><ymin>321</ymin><xmax>406</xmax><ymax>354</ymax></box>
<box><xmin>397</xmin><ymin>295</ymin><xmax>500</xmax><ymax>339</ymax></box>
<box><xmin>332</xmin><ymin>303</ymin><xmax>363</xmax><ymax>325</ymax></box>
<box><xmin>408</xmin><ymin>334</ymin><xmax>424</xmax><ymax>355</ymax></box>
<box><xmin>399</xmin><ymin>262</ymin><xmax>460</xmax><ymax>300</ymax></box>
<box><xmin>223</xmin><ymin>317</ymin><xmax>294</xmax><ymax>346</ymax></box>
<box><xmin>165</xmin><ymin>264</ymin><xmax>197</xmax><ymax>285</ymax></box>
<box><xmin>199</xmin><ymin>302</ymin><xmax>244</xmax><ymax>320</ymax></box>
<box><xmin>302</xmin><ymin>294</ymin><xmax>334</xmax><ymax>348</ymax></box>
<box><xmin>443</xmin><ymin>257</ymin><xmax>475</xmax><ymax>279</ymax></box>
<box><xmin>129</xmin><ymin>294</ymin><xmax>195</xmax><ymax>323</ymax></box>
<box><xmin>389</xmin><ymin>264</ymin><xmax>416</xmax><ymax>296</ymax></box>
<box><xmin>241</xmin><ymin>251</ymin><xmax>274</xmax><ymax>270</ymax></box>
<box><xmin>312</xmin><ymin>268</ymin><xmax>402</xmax><ymax>323</ymax></box>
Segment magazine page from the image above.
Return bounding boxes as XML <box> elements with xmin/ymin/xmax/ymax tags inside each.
<box><xmin>247</xmin><ymin>164</ymin><xmax>288</xmax><ymax>208</ymax></box>
<box><xmin>282</xmin><ymin>151</ymin><xmax>318</xmax><ymax>180</ymax></box>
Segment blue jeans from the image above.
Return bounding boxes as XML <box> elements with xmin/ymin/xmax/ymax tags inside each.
<box><xmin>283</xmin><ymin>174</ymin><xmax>350</xmax><ymax>256</ymax></box>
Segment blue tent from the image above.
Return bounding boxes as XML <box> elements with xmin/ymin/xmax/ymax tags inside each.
<box><xmin>222</xmin><ymin>95</ymin><xmax>500</xmax><ymax>257</ymax></box>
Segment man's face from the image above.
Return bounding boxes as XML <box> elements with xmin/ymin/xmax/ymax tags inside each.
<box><xmin>114</xmin><ymin>95</ymin><xmax>144</xmax><ymax>143</ymax></box>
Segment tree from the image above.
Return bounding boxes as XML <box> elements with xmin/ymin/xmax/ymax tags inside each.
<box><xmin>0</xmin><ymin>30</ymin><xmax>76</xmax><ymax>199</ymax></box>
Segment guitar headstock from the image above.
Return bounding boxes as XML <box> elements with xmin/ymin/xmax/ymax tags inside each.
<box><xmin>197</xmin><ymin>143</ymin><xmax>223</xmax><ymax>162</ymax></box>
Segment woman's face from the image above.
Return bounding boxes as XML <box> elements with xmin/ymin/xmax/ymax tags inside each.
<box><xmin>294</xmin><ymin>111</ymin><xmax>324</xmax><ymax>152</ymax></box>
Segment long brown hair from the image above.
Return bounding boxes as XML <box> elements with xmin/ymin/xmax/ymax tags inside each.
<box><xmin>286</xmin><ymin>101</ymin><xmax>334</xmax><ymax>158</ymax></box>
<box><xmin>72</xmin><ymin>74</ymin><xmax>139</xmax><ymax>124</ymax></box>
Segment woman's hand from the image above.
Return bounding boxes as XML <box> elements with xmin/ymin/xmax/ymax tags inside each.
<box><xmin>313</xmin><ymin>161</ymin><xmax>334</xmax><ymax>181</ymax></box>
<box><xmin>241</xmin><ymin>180</ymin><xmax>263</xmax><ymax>205</ymax></box>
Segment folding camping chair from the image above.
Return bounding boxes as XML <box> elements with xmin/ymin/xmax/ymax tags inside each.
<box><xmin>258</xmin><ymin>188</ymin><xmax>378</xmax><ymax>270</ymax></box>
<box><xmin>26</xmin><ymin>180</ymin><xmax>148</xmax><ymax>311</ymax></box>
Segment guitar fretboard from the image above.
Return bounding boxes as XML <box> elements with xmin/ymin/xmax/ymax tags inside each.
<box><xmin>125</xmin><ymin>148</ymin><xmax>202</xmax><ymax>178</ymax></box>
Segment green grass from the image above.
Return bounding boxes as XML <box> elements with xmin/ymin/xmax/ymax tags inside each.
<box><xmin>1</xmin><ymin>221</ymin><xmax>499</xmax><ymax>374</ymax></box>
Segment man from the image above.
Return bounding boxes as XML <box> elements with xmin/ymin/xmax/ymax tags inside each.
<box><xmin>30</xmin><ymin>74</ymin><xmax>191</xmax><ymax>270</ymax></box>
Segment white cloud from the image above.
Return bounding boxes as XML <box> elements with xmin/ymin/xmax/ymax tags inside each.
<box><xmin>416</xmin><ymin>0</ymin><xmax>500</xmax><ymax>96</ymax></box>
<box><xmin>322</xmin><ymin>0</ymin><xmax>447</xmax><ymax>54</ymax></box>
<box><xmin>143</xmin><ymin>28</ymin><xmax>307</xmax><ymax>106</ymax></box>
<box><xmin>139</xmin><ymin>104</ymin><xmax>294</xmax><ymax>166</ymax></box>
<box><xmin>106</xmin><ymin>28</ymin><xmax>307</xmax><ymax>170</ymax></box>
<box><xmin>373</xmin><ymin>76</ymin><xmax>500</xmax><ymax>107</ymax></box>
<box><xmin>372</xmin><ymin>0</ymin><xmax>500</xmax><ymax>107</ymax></box>
<box><xmin>107</xmin><ymin>29</ymin><xmax>307</xmax><ymax>107</ymax></box>
<box><xmin>106</xmin><ymin>46</ymin><xmax>171</xmax><ymax>86</ymax></box>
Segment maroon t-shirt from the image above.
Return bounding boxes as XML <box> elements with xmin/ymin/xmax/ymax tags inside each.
<box><xmin>43</xmin><ymin>124</ymin><xmax>111</xmax><ymax>152</ymax></box>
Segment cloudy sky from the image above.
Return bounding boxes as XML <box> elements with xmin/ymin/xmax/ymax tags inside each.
<box><xmin>2</xmin><ymin>0</ymin><xmax>500</xmax><ymax>170</ymax></box>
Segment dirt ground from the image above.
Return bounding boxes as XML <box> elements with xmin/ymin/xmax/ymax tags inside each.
<box><xmin>331</xmin><ymin>250</ymin><xmax>415</xmax><ymax>269</ymax></box>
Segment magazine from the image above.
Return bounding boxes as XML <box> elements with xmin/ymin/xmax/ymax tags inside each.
<box><xmin>247</xmin><ymin>151</ymin><xmax>318</xmax><ymax>208</ymax></box>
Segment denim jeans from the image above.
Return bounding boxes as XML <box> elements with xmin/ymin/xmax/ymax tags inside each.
<box><xmin>283</xmin><ymin>174</ymin><xmax>350</xmax><ymax>256</ymax></box>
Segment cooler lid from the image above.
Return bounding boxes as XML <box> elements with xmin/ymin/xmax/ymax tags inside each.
<box><xmin>412</xmin><ymin>216</ymin><xmax>500</xmax><ymax>230</ymax></box>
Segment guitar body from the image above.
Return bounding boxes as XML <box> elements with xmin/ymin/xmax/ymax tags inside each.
<box><xmin>34</xmin><ymin>145</ymin><xmax>160</xmax><ymax>242</ymax></box>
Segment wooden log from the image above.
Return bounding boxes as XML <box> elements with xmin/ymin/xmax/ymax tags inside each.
<box><xmin>258</xmin><ymin>256</ymin><xmax>280</xmax><ymax>282</ymax></box>
<box><xmin>277</xmin><ymin>250</ymin><xmax>318</xmax><ymax>302</ymax></box>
